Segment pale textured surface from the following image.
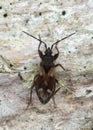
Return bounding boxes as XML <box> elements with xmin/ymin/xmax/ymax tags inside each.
<box><xmin>0</xmin><ymin>0</ymin><xmax>93</xmax><ymax>130</ymax></box>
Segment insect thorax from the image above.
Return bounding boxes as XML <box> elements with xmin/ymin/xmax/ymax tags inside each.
<box><xmin>42</xmin><ymin>55</ymin><xmax>53</xmax><ymax>73</ymax></box>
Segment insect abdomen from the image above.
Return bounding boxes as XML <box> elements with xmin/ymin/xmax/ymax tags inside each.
<box><xmin>35</xmin><ymin>75</ymin><xmax>55</xmax><ymax>104</ymax></box>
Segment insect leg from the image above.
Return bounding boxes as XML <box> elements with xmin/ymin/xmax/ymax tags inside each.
<box><xmin>38</xmin><ymin>35</ymin><xmax>47</xmax><ymax>59</ymax></box>
<box><xmin>52</xmin><ymin>79</ymin><xmax>59</xmax><ymax>107</ymax></box>
<box><xmin>54</xmin><ymin>63</ymin><xmax>66</xmax><ymax>71</ymax></box>
<box><xmin>52</xmin><ymin>87</ymin><xmax>61</xmax><ymax>107</ymax></box>
<box><xmin>38</xmin><ymin>35</ymin><xmax>43</xmax><ymax>59</ymax></box>
<box><xmin>52</xmin><ymin>42</ymin><xmax>59</xmax><ymax>61</ymax></box>
<box><xmin>30</xmin><ymin>84</ymin><xmax>35</xmax><ymax>103</ymax></box>
<box><xmin>26</xmin><ymin>83</ymin><xmax>35</xmax><ymax>109</ymax></box>
<box><xmin>52</xmin><ymin>96</ymin><xmax>56</xmax><ymax>107</ymax></box>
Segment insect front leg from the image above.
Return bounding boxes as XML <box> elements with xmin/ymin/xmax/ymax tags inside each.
<box><xmin>38</xmin><ymin>35</ymin><xmax>47</xmax><ymax>59</ymax></box>
<box><xmin>52</xmin><ymin>43</ymin><xmax>59</xmax><ymax>61</ymax></box>
<box><xmin>38</xmin><ymin>35</ymin><xmax>43</xmax><ymax>59</ymax></box>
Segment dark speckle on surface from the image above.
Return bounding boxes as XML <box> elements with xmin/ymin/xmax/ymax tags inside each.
<box><xmin>0</xmin><ymin>6</ymin><xmax>2</xmax><ymax>9</ymax></box>
<box><xmin>24</xmin><ymin>66</ymin><xmax>27</xmax><ymax>70</ymax></box>
<box><xmin>39</xmin><ymin>2</ymin><xmax>42</xmax><ymax>5</ymax></box>
<box><xmin>10</xmin><ymin>3</ymin><xmax>13</xmax><ymax>5</ymax></box>
<box><xmin>83</xmin><ymin>74</ymin><xmax>86</xmax><ymax>77</ymax></box>
<box><xmin>39</xmin><ymin>12</ymin><xmax>42</xmax><ymax>16</ymax></box>
<box><xmin>75</xmin><ymin>47</ymin><xmax>78</xmax><ymax>49</ymax></box>
<box><xmin>68</xmin><ymin>51</ymin><xmax>71</xmax><ymax>53</ymax></box>
<box><xmin>9</xmin><ymin>64</ymin><xmax>13</xmax><ymax>67</ymax></box>
<box><xmin>3</xmin><ymin>13</ymin><xmax>8</xmax><ymax>18</ymax></box>
<box><xmin>62</xmin><ymin>10</ymin><xmax>66</xmax><ymax>15</ymax></box>
<box><xmin>86</xmin><ymin>89</ymin><xmax>92</xmax><ymax>95</ymax></box>
<box><xmin>84</xmin><ymin>66</ymin><xmax>86</xmax><ymax>69</ymax></box>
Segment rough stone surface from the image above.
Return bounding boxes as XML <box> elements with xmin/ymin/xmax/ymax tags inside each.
<box><xmin>0</xmin><ymin>0</ymin><xmax>93</xmax><ymax>130</ymax></box>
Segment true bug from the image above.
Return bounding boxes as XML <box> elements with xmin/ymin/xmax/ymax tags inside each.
<box><xmin>23</xmin><ymin>31</ymin><xmax>75</xmax><ymax>106</ymax></box>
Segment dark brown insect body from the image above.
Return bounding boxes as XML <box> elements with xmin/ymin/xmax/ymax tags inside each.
<box><xmin>23</xmin><ymin>31</ymin><xmax>75</xmax><ymax>105</ymax></box>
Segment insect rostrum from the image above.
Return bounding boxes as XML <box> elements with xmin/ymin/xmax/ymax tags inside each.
<box><xmin>23</xmin><ymin>31</ymin><xmax>75</xmax><ymax>106</ymax></box>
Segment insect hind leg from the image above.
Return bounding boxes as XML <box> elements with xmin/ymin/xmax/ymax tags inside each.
<box><xmin>26</xmin><ymin>83</ymin><xmax>35</xmax><ymax>109</ymax></box>
<box><xmin>52</xmin><ymin>79</ymin><xmax>60</xmax><ymax>107</ymax></box>
<box><xmin>52</xmin><ymin>87</ymin><xmax>61</xmax><ymax>107</ymax></box>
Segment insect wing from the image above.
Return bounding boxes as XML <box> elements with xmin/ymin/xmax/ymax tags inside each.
<box><xmin>35</xmin><ymin>75</ymin><xmax>55</xmax><ymax>104</ymax></box>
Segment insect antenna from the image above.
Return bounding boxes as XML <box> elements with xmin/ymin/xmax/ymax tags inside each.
<box><xmin>23</xmin><ymin>31</ymin><xmax>47</xmax><ymax>48</ymax></box>
<box><xmin>51</xmin><ymin>32</ymin><xmax>76</xmax><ymax>50</ymax></box>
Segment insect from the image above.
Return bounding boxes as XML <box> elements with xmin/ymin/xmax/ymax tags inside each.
<box><xmin>23</xmin><ymin>31</ymin><xmax>75</xmax><ymax>106</ymax></box>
